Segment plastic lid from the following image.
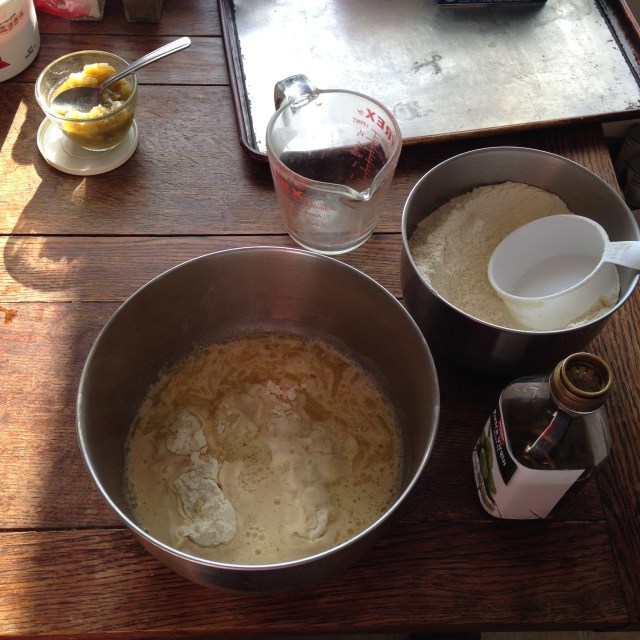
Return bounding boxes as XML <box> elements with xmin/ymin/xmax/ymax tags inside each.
<box><xmin>550</xmin><ymin>352</ymin><xmax>613</xmax><ymax>414</ymax></box>
<box><xmin>37</xmin><ymin>118</ymin><xmax>139</xmax><ymax>176</ymax></box>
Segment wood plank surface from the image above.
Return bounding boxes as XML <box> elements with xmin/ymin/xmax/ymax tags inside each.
<box><xmin>0</xmin><ymin>524</ymin><xmax>627</xmax><ymax>636</ymax></box>
<box><xmin>0</xmin><ymin>235</ymin><xmax>404</xmax><ymax>302</ymax></box>
<box><xmin>0</xmin><ymin>83</ymin><xmax>622</xmax><ymax>238</ymax></box>
<box><xmin>2</xmin><ymin>0</ymin><xmax>640</xmax><ymax>636</ymax></box>
<box><xmin>590</xmin><ymin>295</ymin><xmax>640</xmax><ymax>626</ymax></box>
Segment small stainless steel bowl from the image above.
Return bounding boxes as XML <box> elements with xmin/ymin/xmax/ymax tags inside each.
<box><xmin>401</xmin><ymin>146</ymin><xmax>640</xmax><ymax>376</ymax></box>
<box><xmin>77</xmin><ymin>247</ymin><xmax>439</xmax><ymax>592</ymax></box>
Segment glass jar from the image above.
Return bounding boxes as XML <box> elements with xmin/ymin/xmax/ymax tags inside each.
<box><xmin>473</xmin><ymin>352</ymin><xmax>612</xmax><ymax>519</ymax></box>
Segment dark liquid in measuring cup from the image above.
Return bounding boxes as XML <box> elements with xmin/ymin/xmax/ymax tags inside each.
<box><xmin>280</xmin><ymin>144</ymin><xmax>387</xmax><ymax>189</ymax></box>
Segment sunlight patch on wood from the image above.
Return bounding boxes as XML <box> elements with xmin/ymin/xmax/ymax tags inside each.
<box><xmin>0</xmin><ymin>100</ymin><xmax>44</xmax><ymax>232</ymax></box>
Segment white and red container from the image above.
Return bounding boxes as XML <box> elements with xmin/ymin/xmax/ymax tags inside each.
<box><xmin>0</xmin><ymin>0</ymin><xmax>39</xmax><ymax>82</ymax></box>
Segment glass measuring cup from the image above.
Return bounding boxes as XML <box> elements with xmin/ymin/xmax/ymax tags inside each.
<box><xmin>266</xmin><ymin>75</ymin><xmax>402</xmax><ymax>255</ymax></box>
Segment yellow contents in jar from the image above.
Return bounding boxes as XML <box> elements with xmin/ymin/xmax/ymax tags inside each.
<box><xmin>50</xmin><ymin>62</ymin><xmax>136</xmax><ymax>150</ymax></box>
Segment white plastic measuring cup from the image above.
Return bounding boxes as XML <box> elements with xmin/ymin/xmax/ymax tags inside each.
<box><xmin>265</xmin><ymin>75</ymin><xmax>402</xmax><ymax>255</ymax></box>
<box><xmin>488</xmin><ymin>214</ymin><xmax>640</xmax><ymax>331</ymax></box>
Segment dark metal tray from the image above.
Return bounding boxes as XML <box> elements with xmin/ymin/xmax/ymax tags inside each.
<box><xmin>219</xmin><ymin>0</ymin><xmax>640</xmax><ymax>159</ymax></box>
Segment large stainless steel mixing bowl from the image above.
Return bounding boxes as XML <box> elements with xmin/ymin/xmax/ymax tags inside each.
<box><xmin>77</xmin><ymin>247</ymin><xmax>439</xmax><ymax>592</ymax></box>
<box><xmin>401</xmin><ymin>146</ymin><xmax>640</xmax><ymax>376</ymax></box>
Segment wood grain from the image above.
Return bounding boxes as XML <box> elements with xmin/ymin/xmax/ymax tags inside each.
<box><xmin>0</xmin><ymin>524</ymin><xmax>627</xmax><ymax>636</ymax></box>
<box><xmin>591</xmin><ymin>291</ymin><xmax>640</xmax><ymax>625</ymax></box>
<box><xmin>20</xmin><ymin>35</ymin><xmax>228</xmax><ymax>85</ymax></box>
<box><xmin>2</xmin><ymin>0</ymin><xmax>640</xmax><ymax>636</ymax></box>
<box><xmin>0</xmin><ymin>95</ymin><xmax>619</xmax><ymax>238</ymax></box>
<box><xmin>0</xmin><ymin>235</ymin><xmax>404</xmax><ymax>302</ymax></box>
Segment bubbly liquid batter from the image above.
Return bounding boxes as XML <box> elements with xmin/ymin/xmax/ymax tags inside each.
<box><xmin>124</xmin><ymin>333</ymin><xmax>402</xmax><ymax>565</ymax></box>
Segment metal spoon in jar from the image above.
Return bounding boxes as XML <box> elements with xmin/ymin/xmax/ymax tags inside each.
<box><xmin>51</xmin><ymin>36</ymin><xmax>191</xmax><ymax>113</ymax></box>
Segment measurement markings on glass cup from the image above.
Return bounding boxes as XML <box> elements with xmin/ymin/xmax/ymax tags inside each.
<box><xmin>354</xmin><ymin>107</ymin><xmax>396</xmax><ymax>145</ymax></box>
<box><xmin>353</xmin><ymin>107</ymin><xmax>394</xmax><ymax>184</ymax></box>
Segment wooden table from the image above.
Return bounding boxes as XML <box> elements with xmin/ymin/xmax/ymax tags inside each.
<box><xmin>1</xmin><ymin>1</ymin><xmax>640</xmax><ymax>636</ymax></box>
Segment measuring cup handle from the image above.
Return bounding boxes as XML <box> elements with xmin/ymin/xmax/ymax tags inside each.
<box><xmin>604</xmin><ymin>241</ymin><xmax>640</xmax><ymax>270</ymax></box>
<box><xmin>274</xmin><ymin>74</ymin><xmax>319</xmax><ymax>109</ymax></box>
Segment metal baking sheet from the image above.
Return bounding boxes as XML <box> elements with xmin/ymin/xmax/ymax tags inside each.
<box><xmin>219</xmin><ymin>0</ymin><xmax>640</xmax><ymax>159</ymax></box>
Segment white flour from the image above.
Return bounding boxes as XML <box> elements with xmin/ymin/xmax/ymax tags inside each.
<box><xmin>408</xmin><ymin>181</ymin><xmax>615</xmax><ymax>330</ymax></box>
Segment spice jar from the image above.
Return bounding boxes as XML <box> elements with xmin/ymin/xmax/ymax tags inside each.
<box><xmin>473</xmin><ymin>352</ymin><xmax>613</xmax><ymax>519</ymax></box>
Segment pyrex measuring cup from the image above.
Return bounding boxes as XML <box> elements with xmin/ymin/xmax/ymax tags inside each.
<box><xmin>265</xmin><ymin>75</ymin><xmax>402</xmax><ymax>255</ymax></box>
